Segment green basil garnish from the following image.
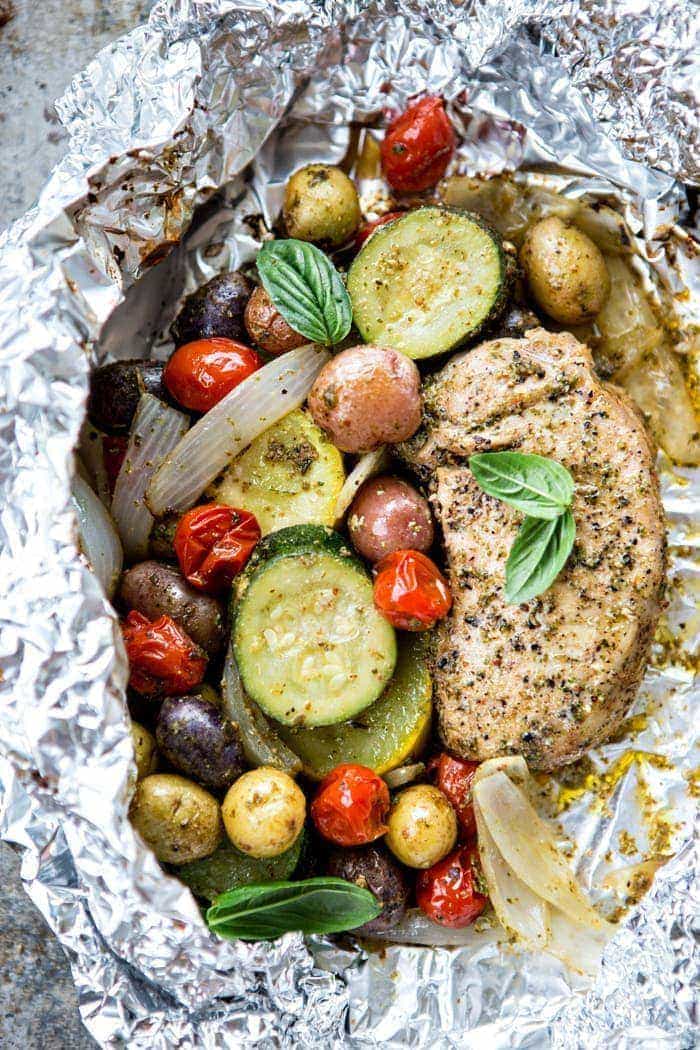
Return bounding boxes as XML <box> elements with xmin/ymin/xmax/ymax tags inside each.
<box><xmin>257</xmin><ymin>239</ymin><xmax>352</xmax><ymax>347</ymax></box>
<box><xmin>470</xmin><ymin>451</ymin><xmax>576</xmax><ymax>603</ymax></box>
<box><xmin>469</xmin><ymin>451</ymin><xmax>574</xmax><ymax>520</ymax></box>
<box><xmin>206</xmin><ymin>877</ymin><xmax>381</xmax><ymax>941</ymax></box>
<box><xmin>505</xmin><ymin>510</ymin><xmax>576</xmax><ymax>604</ymax></box>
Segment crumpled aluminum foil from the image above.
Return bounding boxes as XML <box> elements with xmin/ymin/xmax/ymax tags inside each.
<box><xmin>0</xmin><ymin>1</ymin><xmax>698</xmax><ymax>1046</ymax></box>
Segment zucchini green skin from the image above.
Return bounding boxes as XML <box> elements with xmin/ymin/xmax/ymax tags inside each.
<box><xmin>176</xmin><ymin>833</ymin><xmax>304</xmax><ymax>902</ymax></box>
<box><xmin>347</xmin><ymin>206</ymin><xmax>508</xmax><ymax>360</ymax></box>
<box><xmin>231</xmin><ymin>525</ymin><xmax>397</xmax><ymax>728</ymax></box>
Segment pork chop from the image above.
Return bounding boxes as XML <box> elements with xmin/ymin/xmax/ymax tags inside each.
<box><xmin>401</xmin><ymin>329</ymin><xmax>666</xmax><ymax>770</ymax></box>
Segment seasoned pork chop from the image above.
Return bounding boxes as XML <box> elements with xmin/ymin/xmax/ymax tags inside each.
<box><xmin>402</xmin><ymin>329</ymin><xmax>665</xmax><ymax>770</ymax></box>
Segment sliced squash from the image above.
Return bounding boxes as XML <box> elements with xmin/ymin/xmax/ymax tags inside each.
<box><xmin>209</xmin><ymin>409</ymin><xmax>345</xmax><ymax>534</ymax></box>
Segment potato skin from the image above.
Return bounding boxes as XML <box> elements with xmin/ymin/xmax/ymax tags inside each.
<box><xmin>325</xmin><ymin>844</ymin><xmax>410</xmax><ymax>935</ymax></box>
<box><xmin>155</xmin><ymin>694</ymin><xmax>245</xmax><ymax>792</ymax></box>
<box><xmin>385</xmin><ymin>784</ymin><xmax>457</xmax><ymax>869</ymax></box>
<box><xmin>222</xmin><ymin>767</ymin><xmax>305</xmax><ymax>858</ymax></box>
<box><xmin>348</xmin><ymin>476</ymin><xmax>434</xmax><ymax>562</ymax></box>
<box><xmin>520</xmin><ymin>216</ymin><xmax>610</xmax><ymax>325</ymax></box>
<box><xmin>88</xmin><ymin>360</ymin><xmax>170</xmax><ymax>435</ymax></box>
<box><xmin>130</xmin><ymin>773</ymin><xmax>223</xmax><ymax>864</ymax></box>
<box><xmin>244</xmin><ymin>285</ymin><xmax>307</xmax><ymax>356</ymax></box>
<box><xmin>171</xmin><ymin>271</ymin><xmax>254</xmax><ymax>346</ymax></box>
<box><xmin>119</xmin><ymin>560</ymin><xmax>225</xmax><ymax>656</ymax></box>
<box><xmin>131</xmin><ymin>721</ymin><xmax>158</xmax><ymax>780</ymax></box>
<box><xmin>308</xmin><ymin>345</ymin><xmax>422</xmax><ymax>453</ymax></box>
<box><xmin>283</xmin><ymin>164</ymin><xmax>361</xmax><ymax>248</ymax></box>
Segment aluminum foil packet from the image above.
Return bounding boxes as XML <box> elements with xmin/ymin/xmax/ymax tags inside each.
<box><xmin>0</xmin><ymin>0</ymin><xmax>698</xmax><ymax>1046</ymax></box>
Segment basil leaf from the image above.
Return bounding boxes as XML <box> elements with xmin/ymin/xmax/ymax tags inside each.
<box><xmin>206</xmin><ymin>877</ymin><xmax>381</xmax><ymax>941</ymax></box>
<box><xmin>505</xmin><ymin>509</ymin><xmax>576</xmax><ymax>604</ymax></box>
<box><xmin>469</xmin><ymin>452</ymin><xmax>574</xmax><ymax>519</ymax></box>
<box><xmin>257</xmin><ymin>239</ymin><xmax>352</xmax><ymax>347</ymax></box>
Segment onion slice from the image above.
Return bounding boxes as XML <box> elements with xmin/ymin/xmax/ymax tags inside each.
<box><xmin>221</xmin><ymin>642</ymin><xmax>302</xmax><ymax>775</ymax></box>
<box><xmin>383</xmin><ymin>762</ymin><xmax>425</xmax><ymax>790</ymax></box>
<box><xmin>79</xmin><ymin>422</ymin><xmax>111</xmax><ymax>507</ymax></box>
<box><xmin>72</xmin><ymin>475</ymin><xmax>123</xmax><ymax>598</ymax></box>
<box><xmin>368</xmin><ymin>908</ymin><xmax>496</xmax><ymax>948</ymax></box>
<box><xmin>333</xmin><ymin>446</ymin><xmax>389</xmax><ymax>525</ymax></box>
<box><xmin>473</xmin><ymin>757</ymin><xmax>614</xmax><ymax>975</ymax></box>
<box><xmin>146</xmin><ymin>344</ymin><xmax>330</xmax><ymax>517</ymax></box>
<box><xmin>111</xmin><ymin>394</ymin><xmax>189</xmax><ymax>562</ymax></box>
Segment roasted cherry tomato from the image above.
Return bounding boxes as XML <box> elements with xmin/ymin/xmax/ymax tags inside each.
<box><xmin>311</xmin><ymin>763</ymin><xmax>390</xmax><ymax>846</ymax></box>
<box><xmin>164</xmin><ymin>337</ymin><xmax>262</xmax><ymax>413</ymax></box>
<box><xmin>354</xmin><ymin>211</ymin><xmax>405</xmax><ymax>249</ymax></box>
<box><xmin>416</xmin><ymin>843</ymin><xmax>488</xmax><ymax>928</ymax></box>
<box><xmin>121</xmin><ymin>611</ymin><xmax>207</xmax><ymax>696</ymax></box>
<box><xmin>103</xmin><ymin>434</ymin><xmax>128</xmax><ymax>496</ymax></box>
<box><xmin>380</xmin><ymin>96</ymin><xmax>455</xmax><ymax>193</ymax></box>
<box><xmin>427</xmin><ymin>753</ymin><xmax>479</xmax><ymax>839</ymax></box>
<box><xmin>373</xmin><ymin>549</ymin><xmax>452</xmax><ymax>631</ymax></box>
<box><xmin>174</xmin><ymin>503</ymin><xmax>261</xmax><ymax>594</ymax></box>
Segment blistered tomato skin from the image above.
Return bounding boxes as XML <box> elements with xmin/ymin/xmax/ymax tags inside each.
<box><xmin>174</xmin><ymin>503</ymin><xmax>261</xmax><ymax>594</ymax></box>
<box><xmin>311</xmin><ymin>763</ymin><xmax>390</xmax><ymax>846</ymax></box>
<box><xmin>373</xmin><ymin>549</ymin><xmax>452</xmax><ymax>631</ymax></box>
<box><xmin>427</xmin><ymin>753</ymin><xmax>479</xmax><ymax>839</ymax></box>
<box><xmin>164</xmin><ymin>337</ymin><xmax>262</xmax><ymax>413</ymax></box>
<box><xmin>381</xmin><ymin>97</ymin><xmax>455</xmax><ymax>193</ymax></box>
<box><xmin>354</xmin><ymin>211</ymin><xmax>405</xmax><ymax>250</ymax></box>
<box><xmin>122</xmin><ymin>611</ymin><xmax>207</xmax><ymax>696</ymax></box>
<box><xmin>416</xmin><ymin>843</ymin><xmax>488</xmax><ymax>927</ymax></box>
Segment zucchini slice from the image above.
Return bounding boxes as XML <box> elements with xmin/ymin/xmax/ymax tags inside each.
<box><xmin>347</xmin><ymin>206</ymin><xmax>506</xmax><ymax>359</ymax></box>
<box><xmin>232</xmin><ymin>525</ymin><xmax>396</xmax><ymax>728</ymax></box>
<box><xmin>277</xmin><ymin>636</ymin><xmax>432</xmax><ymax>780</ymax></box>
<box><xmin>209</xmin><ymin>410</ymin><xmax>345</xmax><ymax>534</ymax></box>
<box><xmin>177</xmin><ymin>834</ymin><xmax>304</xmax><ymax>902</ymax></box>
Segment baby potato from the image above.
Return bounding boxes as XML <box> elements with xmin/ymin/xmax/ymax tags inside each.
<box><xmin>222</xmin><ymin>767</ymin><xmax>306</xmax><ymax>859</ymax></box>
<box><xmin>385</xmin><ymin>784</ymin><xmax>457</xmax><ymax>869</ymax></box>
<box><xmin>308</xmin><ymin>345</ymin><xmax>422</xmax><ymax>453</ymax></box>
<box><xmin>155</xmin><ymin>694</ymin><xmax>245</xmax><ymax>793</ymax></box>
<box><xmin>171</xmin><ymin>271</ymin><xmax>254</xmax><ymax>346</ymax></box>
<box><xmin>348</xmin><ymin>476</ymin><xmax>434</xmax><ymax>562</ymax></box>
<box><xmin>244</xmin><ymin>286</ymin><xmax>307</xmax><ymax>356</ymax></box>
<box><xmin>520</xmin><ymin>216</ymin><xmax>610</xmax><ymax>325</ymax></box>
<box><xmin>131</xmin><ymin>721</ymin><xmax>158</xmax><ymax>780</ymax></box>
<box><xmin>130</xmin><ymin>773</ymin><xmax>223</xmax><ymax>865</ymax></box>
<box><xmin>283</xmin><ymin>164</ymin><xmax>361</xmax><ymax>248</ymax></box>
<box><xmin>325</xmin><ymin>844</ymin><xmax>410</xmax><ymax>935</ymax></box>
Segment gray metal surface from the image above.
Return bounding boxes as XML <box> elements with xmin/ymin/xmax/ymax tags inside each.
<box><xmin>0</xmin><ymin>6</ymin><xmax>150</xmax><ymax>1044</ymax></box>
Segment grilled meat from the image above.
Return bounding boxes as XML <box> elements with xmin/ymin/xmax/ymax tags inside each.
<box><xmin>401</xmin><ymin>329</ymin><xmax>666</xmax><ymax>770</ymax></box>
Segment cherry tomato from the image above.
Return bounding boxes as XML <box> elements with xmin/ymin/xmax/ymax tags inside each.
<box><xmin>121</xmin><ymin>611</ymin><xmax>207</xmax><ymax>696</ymax></box>
<box><xmin>427</xmin><ymin>753</ymin><xmax>479</xmax><ymax>839</ymax></box>
<box><xmin>174</xmin><ymin>503</ymin><xmax>261</xmax><ymax>594</ymax></box>
<box><xmin>164</xmin><ymin>337</ymin><xmax>262</xmax><ymax>413</ymax></box>
<box><xmin>380</xmin><ymin>96</ymin><xmax>455</xmax><ymax>193</ymax></box>
<box><xmin>103</xmin><ymin>434</ymin><xmax>128</xmax><ymax>496</ymax></box>
<box><xmin>373</xmin><ymin>549</ymin><xmax>452</xmax><ymax>631</ymax></box>
<box><xmin>354</xmin><ymin>211</ymin><xmax>405</xmax><ymax>249</ymax></box>
<box><xmin>311</xmin><ymin>763</ymin><xmax>390</xmax><ymax>846</ymax></box>
<box><xmin>416</xmin><ymin>843</ymin><xmax>488</xmax><ymax>928</ymax></box>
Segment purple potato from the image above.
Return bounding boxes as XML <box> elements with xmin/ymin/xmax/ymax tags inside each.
<box><xmin>119</xmin><ymin>561</ymin><xmax>225</xmax><ymax>656</ymax></box>
<box><xmin>325</xmin><ymin>843</ymin><xmax>410</xmax><ymax>935</ymax></box>
<box><xmin>88</xmin><ymin>360</ymin><xmax>171</xmax><ymax>435</ymax></box>
<box><xmin>171</xmin><ymin>271</ymin><xmax>254</xmax><ymax>346</ymax></box>
<box><xmin>156</xmin><ymin>694</ymin><xmax>246</xmax><ymax>792</ymax></box>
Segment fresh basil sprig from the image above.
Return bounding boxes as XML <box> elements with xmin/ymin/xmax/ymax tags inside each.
<box><xmin>469</xmin><ymin>452</ymin><xmax>576</xmax><ymax>604</ymax></box>
<box><xmin>469</xmin><ymin>451</ymin><xmax>573</xmax><ymax>520</ymax></box>
<box><xmin>206</xmin><ymin>877</ymin><xmax>381</xmax><ymax>941</ymax></box>
<box><xmin>257</xmin><ymin>239</ymin><xmax>352</xmax><ymax>347</ymax></box>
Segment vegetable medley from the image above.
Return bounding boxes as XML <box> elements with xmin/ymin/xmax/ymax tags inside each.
<box><xmin>73</xmin><ymin>95</ymin><xmax>694</xmax><ymax>955</ymax></box>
